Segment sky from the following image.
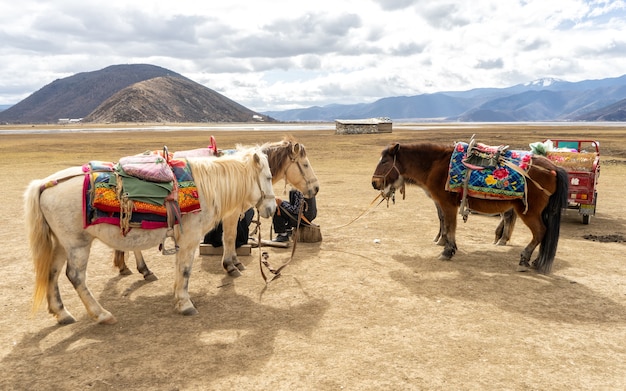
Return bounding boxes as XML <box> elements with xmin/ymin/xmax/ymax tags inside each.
<box><xmin>1</xmin><ymin>0</ymin><xmax>625</xmax><ymax>112</ymax></box>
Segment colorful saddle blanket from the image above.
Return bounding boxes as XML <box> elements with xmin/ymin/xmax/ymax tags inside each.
<box><xmin>83</xmin><ymin>159</ymin><xmax>201</xmax><ymax>230</ymax></box>
<box><xmin>446</xmin><ymin>142</ymin><xmax>533</xmax><ymax>200</ymax></box>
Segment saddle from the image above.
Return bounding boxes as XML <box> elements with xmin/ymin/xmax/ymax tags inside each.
<box><xmin>84</xmin><ymin>145</ymin><xmax>204</xmax><ymax>254</ymax></box>
<box><xmin>462</xmin><ymin>140</ymin><xmax>509</xmax><ymax>170</ymax></box>
<box><xmin>447</xmin><ymin>136</ymin><xmax>533</xmax><ymax>221</ymax></box>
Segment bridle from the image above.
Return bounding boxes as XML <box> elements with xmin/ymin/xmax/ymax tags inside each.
<box><xmin>254</xmin><ymin>165</ymin><xmax>276</xmax><ymax>210</ymax></box>
<box><xmin>283</xmin><ymin>156</ymin><xmax>315</xmax><ymax>195</ymax></box>
<box><xmin>372</xmin><ymin>153</ymin><xmax>403</xmax><ymax>203</ymax></box>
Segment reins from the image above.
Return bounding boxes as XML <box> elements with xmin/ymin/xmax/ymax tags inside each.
<box><xmin>258</xmin><ymin>200</ymin><xmax>304</xmax><ymax>284</ymax></box>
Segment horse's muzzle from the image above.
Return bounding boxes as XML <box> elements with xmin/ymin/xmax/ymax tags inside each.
<box><xmin>306</xmin><ymin>185</ymin><xmax>320</xmax><ymax>198</ymax></box>
<box><xmin>258</xmin><ymin>204</ymin><xmax>276</xmax><ymax>219</ymax></box>
<box><xmin>371</xmin><ymin>178</ymin><xmax>384</xmax><ymax>190</ymax></box>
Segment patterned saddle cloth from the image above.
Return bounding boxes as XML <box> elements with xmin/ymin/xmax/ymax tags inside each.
<box><xmin>83</xmin><ymin>159</ymin><xmax>201</xmax><ymax>231</ymax></box>
<box><xmin>446</xmin><ymin>142</ymin><xmax>533</xmax><ymax>200</ymax></box>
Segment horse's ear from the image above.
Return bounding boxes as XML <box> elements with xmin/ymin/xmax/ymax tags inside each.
<box><xmin>390</xmin><ymin>143</ymin><xmax>400</xmax><ymax>155</ymax></box>
<box><xmin>291</xmin><ymin>142</ymin><xmax>301</xmax><ymax>157</ymax></box>
<box><xmin>253</xmin><ymin>152</ymin><xmax>261</xmax><ymax>167</ymax></box>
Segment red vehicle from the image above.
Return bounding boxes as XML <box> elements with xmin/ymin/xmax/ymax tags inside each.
<box><xmin>545</xmin><ymin>139</ymin><xmax>600</xmax><ymax>224</ymax></box>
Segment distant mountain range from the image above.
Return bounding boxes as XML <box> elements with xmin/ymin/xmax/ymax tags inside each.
<box><xmin>0</xmin><ymin>64</ymin><xmax>271</xmax><ymax>124</ymax></box>
<box><xmin>1</xmin><ymin>64</ymin><xmax>626</xmax><ymax>124</ymax></box>
<box><xmin>263</xmin><ymin>75</ymin><xmax>626</xmax><ymax>122</ymax></box>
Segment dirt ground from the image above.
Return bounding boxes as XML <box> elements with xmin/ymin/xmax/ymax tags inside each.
<box><xmin>0</xmin><ymin>123</ymin><xmax>625</xmax><ymax>390</ymax></box>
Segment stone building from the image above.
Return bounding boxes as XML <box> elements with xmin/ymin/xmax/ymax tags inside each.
<box><xmin>335</xmin><ymin>117</ymin><xmax>392</xmax><ymax>134</ymax></box>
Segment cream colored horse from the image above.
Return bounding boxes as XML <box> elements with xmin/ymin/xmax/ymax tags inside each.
<box><xmin>24</xmin><ymin>147</ymin><xmax>276</xmax><ymax>325</ymax></box>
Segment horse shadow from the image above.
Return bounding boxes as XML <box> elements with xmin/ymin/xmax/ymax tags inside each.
<box><xmin>1</xmin><ymin>271</ymin><xmax>329</xmax><ymax>390</ymax></box>
<box><xmin>389</xmin><ymin>247</ymin><xmax>626</xmax><ymax>325</ymax></box>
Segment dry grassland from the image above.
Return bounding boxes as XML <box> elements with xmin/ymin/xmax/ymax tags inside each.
<box><xmin>0</xmin><ymin>123</ymin><xmax>625</xmax><ymax>390</ymax></box>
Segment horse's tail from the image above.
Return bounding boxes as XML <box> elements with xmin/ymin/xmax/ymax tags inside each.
<box><xmin>534</xmin><ymin>167</ymin><xmax>569</xmax><ymax>274</ymax></box>
<box><xmin>23</xmin><ymin>179</ymin><xmax>56</xmax><ymax>313</ymax></box>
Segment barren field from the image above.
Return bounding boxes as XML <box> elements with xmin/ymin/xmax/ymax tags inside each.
<box><xmin>1</xmin><ymin>123</ymin><xmax>625</xmax><ymax>390</ymax></box>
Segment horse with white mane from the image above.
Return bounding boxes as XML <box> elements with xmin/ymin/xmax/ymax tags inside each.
<box><xmin>114</xmin><ymin>136</ymin><xmax>320</xmax><ymax>278</ymax></box>
<box><xmin>24</xmin><ymin>146</ymin><xmax>276</xmax><ymax>325</ymax></box>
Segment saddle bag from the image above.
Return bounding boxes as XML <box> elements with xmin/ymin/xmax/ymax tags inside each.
<box><xmin>463</xmin><ymin>143</ymin><xmax>509</xmax><ymax>170</ymax></box>
<box><xmin>118</xmin><ymin>152</ymin><xmax>175</xmax><ymax>183</ymax></box>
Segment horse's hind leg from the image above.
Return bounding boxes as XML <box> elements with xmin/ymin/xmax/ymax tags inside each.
<box><xmin>221</xmin><ymin>213</ymin><xmax>244</xmax><ymax>277</ymax></box>
<box><xmin>515</xmin><ymin>208</ymin><xmax>544</xmax><ymax>271</ymax></box>
<box><xmin>134</xmin><ymin>251</ymin><xmax>157</xmax><ymax>281</ymax></box>
<box><xmin>47</xmin><ymin>246</ymin><xmax>77</xmax><ymax>325</ymax></box>
<box><xmin>494</xmin><ymin>209</ymin><xmax>516</xmax><ymax>246</ymax></box>
<box><xmin>66</xmin><ymin>246</ymin><xmax>117</xmax><ymax>324</ymax></box>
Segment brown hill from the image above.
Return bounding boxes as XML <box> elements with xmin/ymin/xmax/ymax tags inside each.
<box><xmin>85</xmin><ymin>76</ymin><xmax>268</xmax><ymax>123</ymax></box>
<box><xmin>0</xmin><ymin>64</ymin><xmax>271</xmax><ymax>124</ymax></box>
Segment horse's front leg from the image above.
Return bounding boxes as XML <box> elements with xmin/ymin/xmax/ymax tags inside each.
<box><xmin>433</xmin><ymin>203</ymin><xmax>446</xmax><ymax>246</ymax></box>
<box><xmin>173</xmin><ymin>246</ymin><xmax>199</xmax><ymax>316</ymax></box>
<box><xmin>133</xmin><ymin>251</ymin><xmax>157</xmax><ymax>281</ymax></box>
<box><xmin>113</xmin><ymin>250</ymin><xmax>132</xmax><ymax>275</ymax></box>
<box><xmin>220</xmin><ymin>213</ymin><xmax>244</xmax><ymax>276</ymax></box>
<box><xmin>66</xmin><ymin>246</ymin><xmax>117</xmax><ymax>324</ymax></box>
<box><xmin>438</xmin><ymin>203</ymin><xmax>458</xmax><ymax>260</ymax></box>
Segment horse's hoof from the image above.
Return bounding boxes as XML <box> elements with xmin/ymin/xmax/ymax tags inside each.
<box><xmin>119</xmin><ymin>267</ymin><xmax>133</xmax><ymax>276</ymax></box>
<box><xmin>97</xmin><ymin>313</ymin><xmax>118</xmax><ymax>325</ymax></box>
<box><xmin>517</xmin><ymin>260</ymin><xmax>531</xmax><ymax>272</ymax></box>
<box><xmin>235</xmin><ymin>262</ymin><xmax>246</xmax><ymax>271</ymax></box>
<box><xmin>438</xmin><ymin>254</ymin><xmax>452</xmax><ymax>261</ymax></box>
<box><xmin>181</xmin><ymin>307</ymin><xmax>199</xmax><ymax>316</ymax></box>
<box><xmin>57</xmin><ymin>315</ymin><xmax>77</xmax><ymax>325</ymax></box>
<box><xmin>143</xmin><ymin>273</ymin><xmax>158</xmax><ymax>282</ymax></box>
<box><xmin>225</xmin><ymin>265</ymin><xmax>242</xmax><ymax>277</ymax></box>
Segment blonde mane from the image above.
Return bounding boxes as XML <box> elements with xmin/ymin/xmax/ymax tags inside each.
<box><xmin>187</xmin><ymin>146</ymin><xmax>267</xmax><ymax>223</ymax></box>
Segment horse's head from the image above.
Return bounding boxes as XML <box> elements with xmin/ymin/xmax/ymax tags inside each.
<box><xmin>267</xmin><ymin>138</ymin><xmax>320</xmax><ymax>198</ymax></box>
<box><xmin>247</xmin><ymin>148</ymin><xmax>276</xmax><ymax>218</ymax></box>
<box><xmin>372</xmin><ymin>143</ymin><xmax>404</xmax><ymax>199</ymax></box>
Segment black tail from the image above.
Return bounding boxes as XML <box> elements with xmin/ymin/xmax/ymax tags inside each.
<box><xmin>534</xmin><ymin>167</ymin><xmax>569</xmax><ymax>273</ymax></box>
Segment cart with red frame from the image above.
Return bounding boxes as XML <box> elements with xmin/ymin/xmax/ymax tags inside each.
<box><xmin>545</xmin><ymin>139</ymin><xmax>600</xmax><ymax>224</ymax></box>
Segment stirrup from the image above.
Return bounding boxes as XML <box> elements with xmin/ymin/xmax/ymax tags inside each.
<box><xmin>159</xmin><ymin>229</ymin><xmax>179</xmax><ymax>255</ymax></box>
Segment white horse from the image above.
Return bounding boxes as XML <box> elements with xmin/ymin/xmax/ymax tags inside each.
<box><xmin>24</xmin><ymin>147</ymin><xmax>276</xmax><ymax>325</ymax></box>
<box><xmin>114</xmin><ymin>136</ymin><xmax>320</xmax><ymax>278</ymax></box>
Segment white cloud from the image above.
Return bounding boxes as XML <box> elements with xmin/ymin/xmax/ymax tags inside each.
<box><xmin>0</xmin><ymin>0</ymin><xmax>625</xmax><ymax>111</ymax></box>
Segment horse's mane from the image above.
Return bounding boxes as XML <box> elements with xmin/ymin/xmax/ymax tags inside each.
<box><xmin>261</xmin><ymin>136</ymin><xmax>306</xmax><ymax>176</ymax></box>
<box><xmin>391</xmin><ymin>142</ymin><xmax>454</xmax><ymax>155</ymax></box>
<box><xmin>187</xmin><ymin>146</ymin><xmax>266</xmax><ymax>222</ymax></box>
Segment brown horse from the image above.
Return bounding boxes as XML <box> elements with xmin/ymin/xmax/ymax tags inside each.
<box><xmin>113</xmin><ymin>136</ymin><xmax>320</xmax><ymax>278</ymax></box>
<box><xmin>371</xmin><ymin>142</ymin><xmax>568</xmax><ymax>273</ymax></box>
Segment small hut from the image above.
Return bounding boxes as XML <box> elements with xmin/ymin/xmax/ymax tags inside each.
<box><xmin>335</xmin><ymin>117</ymin><xmax>392</xmax><ymax>135</ymax></box>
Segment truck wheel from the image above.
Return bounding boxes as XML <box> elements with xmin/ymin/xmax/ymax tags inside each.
<box><xmin>582</xmin><ymin>214</ymin><xmax>590</xmax><ymax>224</ymax></box>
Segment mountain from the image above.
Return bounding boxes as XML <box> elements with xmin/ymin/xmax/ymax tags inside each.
<box><xmin>574</xmin><ymin>98</ymin><xmax>626</xmax><ymax>121</ymax></box>
<box><xmin>85</xmin><ymin>76</ymin><xmax>263</xmax><ymax>123</ymax></box>
<box><xmin>0</xmin><ymin>64</ymin><xmax>271</xmax><ymax>124</ymax></box>
<box><xmin>263</xmin><ymin>75</ymin><xmax>626</xmax><ymax>122</ymax></box>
